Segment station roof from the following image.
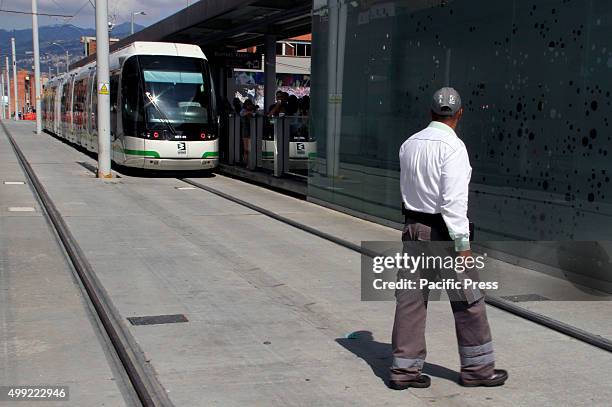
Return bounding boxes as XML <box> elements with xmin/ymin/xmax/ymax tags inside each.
<box><xmin>72</xmin><ymin>0</ymin><xmax>312</xmax><ymax>69</ymax></box>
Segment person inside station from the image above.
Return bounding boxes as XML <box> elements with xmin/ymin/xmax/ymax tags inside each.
<box><xmin>390</xmin><ymin>87</ymin><xmax>508</xmax><ymax>390</ymax></box>
<box><xmin>298</xmin><ymin>95</ymin><xmax>310</xmax><ymax>116</ymax></box>
<box><xmin>286</xmin><ymin>94</ymin><xmax>299</xmax><ymax>116</ymax></box>
<box><xmin>268</xmin><ymin>90</ymin><xmax>288</xmax><ymax>116</ymax></box>
<box><xmin>232</xmin><ymin>97</ymin><xmax>242</xmax><ymax>115</ymax></box>
<box><xmin>239</xmin><ymin>98</ymin><xmax>258</xmax><ymax>164</ymax></box>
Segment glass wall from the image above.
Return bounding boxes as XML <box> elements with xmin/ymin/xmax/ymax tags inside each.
<box><xmin>310</xmin><ymin>0</ymin><xmax>612</xmax><ymax>240</ymax></box>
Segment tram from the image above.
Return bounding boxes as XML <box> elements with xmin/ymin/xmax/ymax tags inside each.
<box><xmin>42</xmin><ymin>42</ymin><xmax>219</xmax><ymax>170</ymax></box>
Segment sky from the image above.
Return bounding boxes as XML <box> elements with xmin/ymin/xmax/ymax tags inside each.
<box><xmin>0</xmin><ymin>0</ymin><xmax>190</xmax><ymax>30</ymax></box>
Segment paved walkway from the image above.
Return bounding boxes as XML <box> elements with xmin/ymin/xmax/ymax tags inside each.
<box><xmin>0</xmin><ymin>122</ymin><xmax>131</xmax><ymax>406</ymax></box>
<box><xmin>2</xmin><ymin>120</ymin><xmax>612</xmax><ymax>406</ymax></box>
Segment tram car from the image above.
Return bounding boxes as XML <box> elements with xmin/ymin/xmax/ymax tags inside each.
<box><xmin>42</xmin><ymin>42</ymin><xmax>219</xmax><ymax>170</ymax></box>
<box><xmin>261</xmin><ymin>116</ymin><xmax>316</xmax><ymax>171</ymax></box>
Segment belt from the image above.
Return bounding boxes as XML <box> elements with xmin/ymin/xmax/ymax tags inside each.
<box><xmin>402</xmin><ymin>206</ymin><xmax>474</xmax><ymax>241</ymax></box>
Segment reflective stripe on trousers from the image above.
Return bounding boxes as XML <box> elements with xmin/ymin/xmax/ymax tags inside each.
<box><xmin>458</xmin><ymin>341</ymin><xmax>495</xmax><ymax>367</ymax></box>
<box><xmin>392</xmin><ymin>356</ymin><xmax>425</xmax><ymax>370</ymax></box>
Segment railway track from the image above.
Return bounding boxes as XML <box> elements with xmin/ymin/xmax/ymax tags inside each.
<box><xmin>2</xmin><ymin>118</ymin><xmax>610</xmax><ymax>407</ymax></box>
<box><xmin>1</xmin><ymin>121</ymin><xmax>174</xmax><ymax>407</ymax></box>
<box><xmin>179</xmin><ymin>177</ymin><xmax>612</xmax><ymax>353</ymax></box>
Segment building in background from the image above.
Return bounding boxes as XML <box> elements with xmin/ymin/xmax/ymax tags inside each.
<box><xmin>309</xmin><ymin>0</ymin><xmax>612</xmax><ymax>242</ymax></box>
<box><xmin>81</xmin><ymin>36</ymin><xmax>120</xmax><ymax>57</ymax></box>
<box><xmin>2</xmin><ymin>69</ymin><xmax>47</xmax><ymax>118</ymax></box>
<box><xmin>229</xmin><ymin>35</ymin><xmax>312</xmax><ymax>109</ymax></box>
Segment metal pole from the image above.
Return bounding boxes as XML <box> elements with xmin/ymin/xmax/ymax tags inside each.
<box><xmin>32</xmin><ymin>0</ymin><xmax>42</xmax><ymax>134</ymax></box>
<box><xmin>131</xmin><ymin>13</ymin><xmax>134</xmax><ymax>35</ymax></box>
<box><xmin>65</xmin><ymin>50</ymin><xmax>69</xmax><ymax>73</ymax></box>
<box><xmin>11</xmin><ymin>37</ymin><xmax>19</xmax><ymax>120</ymax></box>
<box><xmin>1</xmin><ymin>70</ymin><xmax>5</xmax><ymax>120</ymax></box>
<box><xmin>5</xmin><ymin>57</ymin><xmax>11</xmax><ymax>120</ymax></box>
<box><xmin>264</xmin><ymin>35</ymin><xmax>277</xmax><ymax>115</ymax></box>
<box><xmin>96</xmin><ymin>0</ymin><xmax>112</xmax><ymax>178</ymax></box>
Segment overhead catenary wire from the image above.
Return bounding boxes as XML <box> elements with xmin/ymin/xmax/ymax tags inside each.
<box><xmin>62</xmin><ymin>0</ymin><xmax>93</xmax><ymax>25</ymax></box>
<box><xmin>0</xmin><ymin>8</ymin><xmax>72</xmax><ymax>17</ymax></box>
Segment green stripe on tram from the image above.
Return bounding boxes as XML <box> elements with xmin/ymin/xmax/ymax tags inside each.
<box><xmin>123</xmin><ymin>149</ymin><xmax>161</xmax><ymax>158</ymax></box>
<box><xmin>201</xmin><ymin>151</ymin><xmax>219</xmax><ymax>158</ymax></box>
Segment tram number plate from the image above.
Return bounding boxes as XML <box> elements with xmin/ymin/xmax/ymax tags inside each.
<box><xmin>177</xmin><ymin>142</ymin><xmax>186</xmax><ymax>154</ymax></box>
<box><xmin>296</xmin><ymin>143</ymin><xmax>305</xmax><ymax>155</ymax></box>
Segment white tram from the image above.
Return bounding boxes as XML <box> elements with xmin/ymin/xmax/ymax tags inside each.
<box><xmin>42</xmin><ymin>42</ymin><xmax>219</xmax><ymax>170</ymax></box>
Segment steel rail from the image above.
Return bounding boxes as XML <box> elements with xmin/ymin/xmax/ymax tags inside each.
<box><xmin>2</xmin><ymin>122</ymin><xmax>175</xmax><ymax>407</ymax></box>
<box><xmin>181</xmin><ymin>177</ymin><xmax>612</xmax><ymax>353</ymax></box>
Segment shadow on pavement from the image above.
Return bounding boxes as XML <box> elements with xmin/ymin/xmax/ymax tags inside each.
<box><xmin>336</xmin><ymin>330</ymin><xmax>459</xmax><ymax>387</ymax></box>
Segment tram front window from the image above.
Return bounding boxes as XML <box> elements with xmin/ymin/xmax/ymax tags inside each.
<box><xmin>138</xmin><ymin>55</ymin><xmax>214</xmax><ymax>138</ymax></box>
<box><xmin>143</xmin><ymin>70</ymin><xmax>208</xmax><ymax>124</ymax></box>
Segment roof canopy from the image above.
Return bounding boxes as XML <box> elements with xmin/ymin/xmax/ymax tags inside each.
<box><xmin>72</xmin><ymin>0</ymin><xmax>312</xmax><ymax>69</ymax></box>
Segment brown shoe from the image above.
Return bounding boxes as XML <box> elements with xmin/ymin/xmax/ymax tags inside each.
<box><xmin>389</xmin><ymin>375</ymin><xmax>431</xmax><ymax>390</ymax></box>
<box><xmin>459</xmin><ymin>369</ymin><xmax>508</xmax><ymax>387</ymax></box>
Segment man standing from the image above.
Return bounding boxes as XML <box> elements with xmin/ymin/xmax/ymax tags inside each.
<box><xmin>390</xmin><ymin>87</ymin><xmax>507</xmax><ymax>390</ymax></box>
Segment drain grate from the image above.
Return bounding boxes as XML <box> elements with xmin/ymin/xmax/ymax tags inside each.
<box><xmin>127</xmin><ymin>314</ymin><xmax>189</xmax><ymax>326</ymax></box>
<box><xmin>501</xmin><ymin>294</ymin><xmax>550</xmax><ymax>302</ymax></box>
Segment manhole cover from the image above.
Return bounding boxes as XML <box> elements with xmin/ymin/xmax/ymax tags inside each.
<box><xmin>127</xmin><ymin>314</ymin><xmax>189</xmax><ymax>326</ymax></box>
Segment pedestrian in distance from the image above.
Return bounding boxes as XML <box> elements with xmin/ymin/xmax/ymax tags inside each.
<box><xmin>390</xmin><ymin>87</ymin><xmax>508</xmax><ymax>390</ymax></box>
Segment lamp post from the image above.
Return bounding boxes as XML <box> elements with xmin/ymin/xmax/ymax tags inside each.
<box><xmin>131</xmin><ymin>11</ymin><xmax>146</xmax><ymax>35</ymax></box>
<box><xmin>32</xmin><ymin>0</ymin><xmax>42</xmax><ymax>133</ymax></box>
<box><xmin>11</xmin><ymin>37</ymin><xmax>19</xmax><ymax>120</ymax></box>
<box><xmin>5</xmin><ymin>57</ymin><xmax>10</xmax><ymax>120</ymax></box>
<box><xmin>1</xmin><ymin>69</ymin><xmax>4</xmax><ymax>120</ymax></box>
<box><xmin>51</xmin><ymin>42</ymin><xmax>69</xmax><ymax>73</ymax></box>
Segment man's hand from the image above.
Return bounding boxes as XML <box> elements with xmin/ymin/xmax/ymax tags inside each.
<box><xmin>457</xmin><ymin>249</ymin><xmax>472</xmax><ymax>258</ymax></box>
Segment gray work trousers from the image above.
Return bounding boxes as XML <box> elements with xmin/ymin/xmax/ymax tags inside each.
<box><xmin>390</xmin><ymin>218</ymin><xmax>496</xmax><ymax>382</ymax></box>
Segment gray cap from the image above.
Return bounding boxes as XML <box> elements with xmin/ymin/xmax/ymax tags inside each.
<box><xmin>431</xmin><ymin>87</ymin><xmax>462</xmax><ymax>116</ymax></box>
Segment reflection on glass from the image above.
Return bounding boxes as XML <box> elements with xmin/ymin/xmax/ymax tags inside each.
<box><xmin>310</xmin><ymin>0</ymin><xmax>612</xmax><ymax>240</ymax></box>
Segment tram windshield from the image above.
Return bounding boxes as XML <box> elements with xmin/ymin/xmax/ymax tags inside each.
<box><xmin>139</xmin><ymin>56</ymin><xmax>212</xmax><ymax>127</ymax></box>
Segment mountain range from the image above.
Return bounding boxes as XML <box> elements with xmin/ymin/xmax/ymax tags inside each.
<box><xmin>0</xmin><ymin>22</ymin><xmax>144</xmax><ymax>72</ymax></box>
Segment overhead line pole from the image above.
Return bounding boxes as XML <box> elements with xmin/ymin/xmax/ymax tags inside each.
<box><xmin>5</xmin><ymin>57</ymin><xmax>11</xmax><ymax>120</ymax></box>
<box><xmin>11</xmin><ymin>37</ymin><xmax>19</xmax><ymax>120</ymax></box>
<box><xmin>1</xmin><ymin>69</ymin><xmax>5</xmax><ymax>120</ymax></box>
<box><xmin>32</xmin><ymin>0</ymin><xmax>42</xmax><ymax>133</ymax></box>
<box><xmin>96</xmin><ymin>0</ymin><xmax>112</xmax><ymax>178</ymax></box>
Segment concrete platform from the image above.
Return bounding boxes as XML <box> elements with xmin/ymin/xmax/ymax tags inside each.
<box><xmin>2</xmin><ymin>120</ymin><xmax>612</xmax><ymax>406</ymax></box>
<box><xmin>0</xmin><ymin>122</ymin><xmax>131</xmax><ymax>406</ymax></box>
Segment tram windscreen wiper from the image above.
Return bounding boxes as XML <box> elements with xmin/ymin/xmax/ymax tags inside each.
<box><xmin>145</xmin><ymin>91</ymin><xmax>177</xmax><ymax>136</ymax></box>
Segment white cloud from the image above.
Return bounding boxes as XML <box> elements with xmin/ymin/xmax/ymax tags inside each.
<box><xmin>1</xmin><ymin>0</ymin><xmax>187</xmax><ymax>30</ymax></box>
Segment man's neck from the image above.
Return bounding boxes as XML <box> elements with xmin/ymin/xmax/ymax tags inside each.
<box><xmin>433</xmin><ymin>119</ymin><xmax>457</xmax><ymax>130</ymax></box>
<box><xmin>428</xmin><ymin>121</ymin><xmax>458</xmax><ymax>137</ymax></box>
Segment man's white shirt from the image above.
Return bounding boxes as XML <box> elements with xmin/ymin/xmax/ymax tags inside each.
<box><xmin>399</xmin><ymin>121</ymin><xmax>472</xmax><ymax>251</ymax></box>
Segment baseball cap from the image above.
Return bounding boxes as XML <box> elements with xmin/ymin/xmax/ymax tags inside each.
<box><xmin>431</xmin><ymin>87</ymin><xmax>462</xmax><ymax>116</ymax></box>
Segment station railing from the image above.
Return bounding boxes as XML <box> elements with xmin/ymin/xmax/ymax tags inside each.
<box><xmin>226</xmin><ymin>114</ymin><xmax>315</xmax><ymax>179</ymax></box>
